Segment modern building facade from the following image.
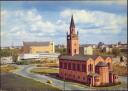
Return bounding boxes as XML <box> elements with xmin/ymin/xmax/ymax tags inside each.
<box><xmin>80</xmin><ymin>46</ymin><xmax>93</xmax><ymax>55</ymax></box>
<box><xmin>21</xmin><ymin>41</ymin><xmax>55</xmax><ymax>54</ymax></box>
<box><xmin>19</xmin><ymin>53</ymin><xmax>60</xmax><ymax>60</ymax></box>
<box><xmin>59</xmin><ymin>15</ymin><xmax>118</xmax><ymax>86</ymax></box>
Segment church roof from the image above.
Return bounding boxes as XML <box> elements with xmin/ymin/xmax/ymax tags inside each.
<box><xmin>23</xmin><ymin>41</ymin><xmax>51</xmax><ymax>46</ymax></box>
<box><xmin>59</xmin><ymin>54</ymin><xmax>111</xmax><ymax>61</ymax></box>
<box><xmin>70</xmin><ymin>15</ymin><xmax>75</xmax><ymax>28</ymax></box>
<box><xmin>96</xmin><ymin>62</ymin><xmax>108</xmax><ymax>67</ymax></box>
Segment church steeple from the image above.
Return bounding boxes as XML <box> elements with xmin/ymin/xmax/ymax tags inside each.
<box><xmin>67</xmin><ymin>15</ymin><xmax>79</xmax><ymax>56</ymax></box>
<box><xmin>70</xmin><ymin>15</ymin><xmax>76</xmax><ymax>34</ymax></box>
<box><xmin>70</xmin><ymin>15</ymin><xmax>75</xmax><ymax>29</ymax></box>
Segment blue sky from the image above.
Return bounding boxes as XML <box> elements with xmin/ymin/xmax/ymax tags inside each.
<box><xmin>1</xmin><ymin>1</ymin><xmax>127</xmax><ymax>47</ymax></box>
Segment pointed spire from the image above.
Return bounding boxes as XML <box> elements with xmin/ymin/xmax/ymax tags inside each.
<box><xmin>70</xmin><ymin>15</ymin><xmax>75</xmax><ymax>29</ymax></box>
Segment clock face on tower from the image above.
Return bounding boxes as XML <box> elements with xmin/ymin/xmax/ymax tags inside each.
<box><xmin>68</xmin><ymin>36</ymin><xmax>70</xmax><ymax>39</ymax></box>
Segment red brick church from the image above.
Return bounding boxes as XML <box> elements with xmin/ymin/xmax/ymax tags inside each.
<box><xmin>59</xmin><ymin>15</ymin><xmax>119</xmax><ymax>86</ymax></box>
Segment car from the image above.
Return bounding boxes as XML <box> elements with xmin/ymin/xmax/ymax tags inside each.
<box><xmin>46</xmin><ymin>80</ymin><xmax>53</xmax><ymax>84</ymax></box>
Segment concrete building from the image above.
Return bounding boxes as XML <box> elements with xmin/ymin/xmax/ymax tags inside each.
<box><xmin>21</xmin><ymin>41</ymin><xmax>55</xmax><ymax>54</ymax></box>
<box><xmin>19</xmin><ymin>53</ymin><xmax>60</xmax><ymax>61</ymax></box>
<box><xmin>80</xmin><ymin>46</ymin><xmax>93</xmax><ymax>55</ymax></box>
<box><xmin>102</xmin><ymin>46</ymin><xmax>112</xmax><ymax>53</ymax></box>
<box><xmin>59</xmin><ymin>15</ymin><xmax>118</xmax><ymax>86</ymax></box>
<box><xmin>1</xmin><ymin>57</ymin><xmax>13</xmax><ymax>64</ymax></box>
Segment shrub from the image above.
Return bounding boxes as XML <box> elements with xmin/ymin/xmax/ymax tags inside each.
<box><xmin>16</xmin><ymin>61</ymin><xmax>29</xmax><ymax>65</ymax></box>
<box><xmin>112</xmin><ymin>64</ymin><xmax>128</xmax><ymax>76</ymax></box>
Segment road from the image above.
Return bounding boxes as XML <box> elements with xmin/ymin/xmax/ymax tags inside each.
<box><xmin>13</xmin><ymin>65</ymin><xmax>94</xmax><ymax>90</ymax></box>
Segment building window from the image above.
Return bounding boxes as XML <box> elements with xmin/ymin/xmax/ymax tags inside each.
<box><xmin>88</xmin><ymin>78</ymin><xmax>91</xmax><ymax>84</ymax></box>
<box><xmin>88</xmin><ymin>64</ymin><xmax>93</xmax><ymax>72</ymax></box>
<box><xmin>74</xmin><ymin>49</ymin><xmax>76</xmax><ymax>54</ymax></box>
<box><xmin>68</xmin><ymin>63</ymin><xmax>71</xmax><ymax>70</ymax></box>
<box><xmin>73</xmin><ymin>75</ymin><xmax>75</xmax><ymax>78</ymax></box>
<box><xmin>69</xmin><ymin>74</ymin><xmax>71</xmax><ymax>77</ymax></box>
<box><xmin>83</xmin><ymin>77</ymin><xmax>85</xmax><ymax>80</ymax></box>
<box><xmin>60</xmin><ymin>62</ymin><xmax>62</xmax><ymax>68</ymax></box>
<box><xmin>90</xmin><ymin>64</ymin><xmax>93</xmax><ymax>72</ymax></box>
<box><xmin>77</xmin><ymin>64</ymin><xmax>80</xmax><ymax>71</ymax></box>
<box><xmin>64</xmin><ymin>63</ymin><xmax>67</xmax><ymax>69</ymax></box>
<box><xmin>73</xmin><ymin>63</ymin><xmax>76</xmax><ymax>71</ymax></box>
<box><xmin>71</xmin><ymin>63</ymin><xmax>73</xmax><ymax>70</ymax></box>
<box><xmin>78</xmin><ymin>76</ymin><xmax>80</xmax><ymax>79</ymax></box>
<box><xmin>107</xmin><ymin>63</ymin><xmax>111</xmax><ymax>70</ymax></box>
<box><xmin>88</xmin><ymin>65</ymin><xmax>90</xmax><ymax>72</ymax></box>
<box><xmin>82</xmin><ymin>64</ymin><xmax>86</xmax><ymax>72</ymax></box>
<box><xmin>65</xmin><ymin>73</ymin><xmax>66</xmax><ymax>76</ymax></box>
<box><xmin>95</xmin><ymin>67</ymin><xmax>99</xmax><ymax>73</ymax></box>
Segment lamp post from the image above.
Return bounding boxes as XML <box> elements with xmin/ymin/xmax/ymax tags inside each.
<box><xmin>63</xmin><ymin>73</ymin><xmax>65</xmax><ymax>91</ymax></box>
<box><xmin>64</xmin><ymin>77</ymin><xmax>65</xmax><ymax>91</ymax></box>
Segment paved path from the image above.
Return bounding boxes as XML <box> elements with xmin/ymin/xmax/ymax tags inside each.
<box><xmin>14</xmin><ymin>65</ymin><xmax>94</xmax><ymax>90</ymax></box>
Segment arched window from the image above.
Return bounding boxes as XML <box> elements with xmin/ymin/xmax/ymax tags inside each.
<box><xmin>77</xmin><ymin>64</ymin><xmax>80</xmax><ymax>71</ymax></box>
<box><xmin>74</xmin><ymin>49</ymin><xmax>76</xmax><ymax>54</ymax></box>
<box><xmin>82</xmin><ymin>64</ymin><xmax>86</xmax><ymax>72</ymax></box>
<box><xmin>73</xmin><ymin>63</ymin><xmax>76</xmax><ymax>70</ymax></box>
<box><xmin>64</xmin><ymin>63</ymin><xmax>67</xmax><ymax>69</ymax></box>
<box><xmin>68</xmin><ymin>63</ymin><xmax>71</xmax><ymax>70</ymax></box>
<box><xmin>107</xmin><ymin>63</ymin><xmax>111</xmax><ymax>70</ymax></box>
<box><xmin>95</xmin><ymin>67</ymin><xmax>99</xmax><ymax>73</ymax></box>
<box><xmin>60</xmin><ymin>62</ymin><xmax>62</xmax><ymax>68</ymax></box>
<box><xmin>88</xmin><ymin>64</ymin><xmax>93</xmax><ymax>72</ymax></box>
<box><xmin>90</xmin><ymin>64</ymin><xmax>93</xmax><ymax>72</ymax></box>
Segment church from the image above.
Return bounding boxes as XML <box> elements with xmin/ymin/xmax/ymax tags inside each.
<box><xmin>59</xmin><ymin>15</ymin><xmax>119</xmax><ymax>86</ymax></box>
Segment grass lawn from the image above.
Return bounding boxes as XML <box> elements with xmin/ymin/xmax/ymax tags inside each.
<box><xmin>30</xmin><ymin>68</ymin><xmax>59</xmax><ymax>74</ymax></box>
<box><xmin>0</xmin><ymin>73</ymin><xmax>61</xmax><ymax>91</ymax></box>
<box><xmin>36</xmin><ymin>63</ymin><xmax>59</xmax><ymax>68</ymax></box>
<box><xmin>0</xmin><ymin>64</ymin><xmax>18</xmax><ymax>72</ymax></box>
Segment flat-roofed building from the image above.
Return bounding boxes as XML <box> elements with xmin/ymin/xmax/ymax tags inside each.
<box><xmin>21</xmin><ymin>41</ymin><xmax>55</xmax><ymax>54</ymax></box>
<box><xmin>80</xmin><ymin>46</ymin><xmax>93</xmax><ymax>55</ymax></box>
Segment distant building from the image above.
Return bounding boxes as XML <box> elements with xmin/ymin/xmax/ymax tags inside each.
<box><xmin>59</xmin><ymin>15</ymin><xmax>119</xmax><ymax>87</ymax></box>
<box><xmin>21</xmin><ymin>41</ymin><xmax>55</xmax><ymax>54</ymax></box>
<box><xmin>19</xmin><ymin>54</ymin><xmax>40</xmax><ymax>60</ymax></box>
<box><xmin>12</xmin><ymin>46</ymin><xmax>22</xmax><ymax>49</ymax></box>
<box><xmin>55</xmin><ymin>44</ymin><xmax>66</xmax><ymax>49</ymax></box>
<box><xmin>98</xmin><ymin>42</ymin><xmax>104</xmax><ymax>48</ymax></box>
<box><xmin>80</xmin><ymin>46</ymin><xmax>93</xmax><ymax>55</ymax></box>
<box><xmin>118</xmin><ymin>43</ymin><xmax>128</xmax><ymax>54</ymax></box>
<box><xmin>102</xmin><ymin>46</ymin><xmax>112</xmax><ymax>53</ymax></box>
<box><xmin>1</xmin><ymin>57</ymin><xmax>13</xmax><ymax>64</ymax></box>
<box><xmin>1</xmin><ymin>46</ymin><xmax>22</xmax><ymax>50</ymax></box>
<box><xmin>19</xmin><ymin>53</ymin><xmax>60</xmax><ymax>60</ymax></box>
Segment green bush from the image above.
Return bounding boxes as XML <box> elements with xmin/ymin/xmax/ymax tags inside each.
<box><xmin>16</xmin><ymin>61</ymin><xmax>29</xmax><ymax>65</ymax></box>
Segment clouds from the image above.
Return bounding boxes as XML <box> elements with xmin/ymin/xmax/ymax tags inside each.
<box><xmin>60</xmin><ymin>9</ymin><xmax>127</xmax><ymax>35</ymax></box>
<box><xmin>86</xmin><ymin>0</ymin><xmax>127</xmax><ymax>6</ymax></box>
<box><xmin>1</xmin><ymin>6</ymin><xmax>127</xmax><ymax>47</ymax></box>
<box><xmin>1</xmin><ymin>9</ymin><xmax>68</xmax><ymax>47</ymax></box>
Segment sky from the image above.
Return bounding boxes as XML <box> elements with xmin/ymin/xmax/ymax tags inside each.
<box><xmin>1</xmin><ymin>0</ymin><xmax>127</xmax><ymax>47</ymax></box>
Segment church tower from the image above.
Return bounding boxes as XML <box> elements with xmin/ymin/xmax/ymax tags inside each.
<box><xmin>67</xmin><ymin>15</ymin><xmax>79</xmax><ymax>56</ymax></box>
